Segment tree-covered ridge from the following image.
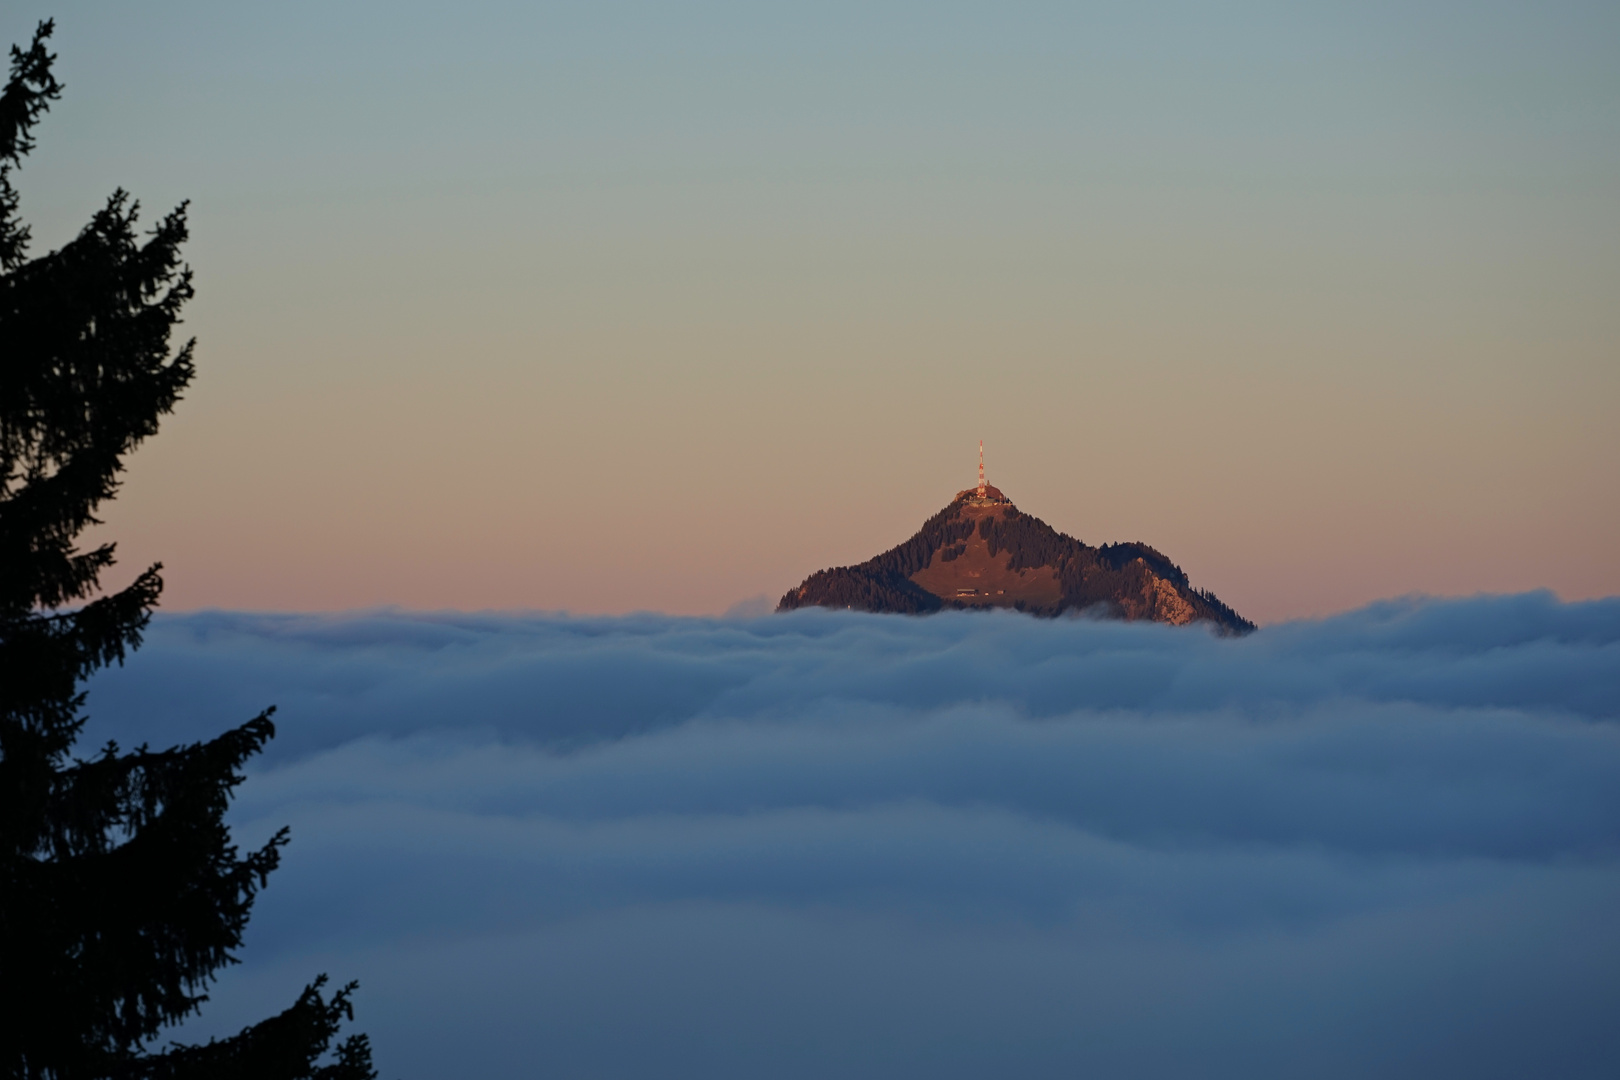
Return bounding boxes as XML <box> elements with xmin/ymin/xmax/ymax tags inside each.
<box><xmin>778</xmin><ymin>493</ymin><xmax>1254</xmax><ymax>633</ymax></box>
<box><xmin>977</xmin><ymin>507</ymin><xmax>1253</xmax><ymax>629</ymax></box>
<box><xmin>778</xmin><ymin>566</ymin><xmax>944</xmax><ymax>614</ymax></box>
<box><xmin>777</xmin><ymin>499</ymin><xmax>979</xmax><ymax>615</ymax></box>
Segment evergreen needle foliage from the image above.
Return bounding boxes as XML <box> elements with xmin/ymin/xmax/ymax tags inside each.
<box><xmin>0</xmin><ymin>22</ymin><xmax>374</xmax><ymax>1080</ymax></box>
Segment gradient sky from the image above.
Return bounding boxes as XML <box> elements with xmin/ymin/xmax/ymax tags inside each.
<box><xmin>13</xmin><ymin>1</ymin><xmax>1619</xmax><ymax>621</ymax></box>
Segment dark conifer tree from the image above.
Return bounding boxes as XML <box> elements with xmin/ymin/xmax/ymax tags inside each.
<box><xmin>0</xmin><ymin>23</ymin><xmax>374</xmax><ymax>1079</ymax></box>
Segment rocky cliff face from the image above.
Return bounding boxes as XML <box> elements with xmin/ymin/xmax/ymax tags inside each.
<box><xmin>777</xmin><ymin>490</ymin><xmax>1253</xmax><ymax>633</ymax></box>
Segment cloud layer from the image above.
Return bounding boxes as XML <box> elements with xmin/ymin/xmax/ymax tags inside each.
<box><xmin>84</xmin><ymin>594</ymin><xmax>1620</xmax><ymax>1079</ymax></box>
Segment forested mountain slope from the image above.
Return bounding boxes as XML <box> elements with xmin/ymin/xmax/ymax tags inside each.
<box><xmin>778</xmin><ymin>488</ymin><xmax>1253</xmax><ymax>633</ymax></box>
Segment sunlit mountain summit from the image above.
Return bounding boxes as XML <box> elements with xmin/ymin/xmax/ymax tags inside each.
<box><xmin>779</xmin><ymin>443</ymin><xmax>1254</xmax><ymax>633</ymax></box>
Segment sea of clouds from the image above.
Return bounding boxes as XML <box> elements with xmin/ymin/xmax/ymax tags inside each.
<box><xmin>82</xmin><ymin>593</ymin><xmax>1620</xmax><ymax>1079</ymax></box>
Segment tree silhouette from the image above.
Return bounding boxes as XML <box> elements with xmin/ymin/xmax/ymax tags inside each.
<box><xmin>0</xmin><ymin>22</ymin><xmax>374</xmax><ymax>1079</ymax></box>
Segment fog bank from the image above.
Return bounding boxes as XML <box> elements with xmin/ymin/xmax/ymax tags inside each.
<box><xmin>84</xmin><ymin>593</ymin><xmax>1620</xmax><ymax>1078</ymax></box>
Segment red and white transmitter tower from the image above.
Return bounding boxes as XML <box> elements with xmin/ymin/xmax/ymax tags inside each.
<box><xmin>977</xmin><ymin>440</ymin><xmax>986</xmax><ymax>498</ymax></box>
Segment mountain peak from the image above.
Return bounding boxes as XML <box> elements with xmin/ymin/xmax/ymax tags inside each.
<box><xmin>778</xmin><ymin>475</ymin><xmax>1252</xmax><ymax>633</ymax></box>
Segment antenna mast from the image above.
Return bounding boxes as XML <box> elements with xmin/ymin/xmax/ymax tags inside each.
<box><xmin>977</xmin><ymin>440</ymin><xmax>986</xmax><ymax>498</ymax></box>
